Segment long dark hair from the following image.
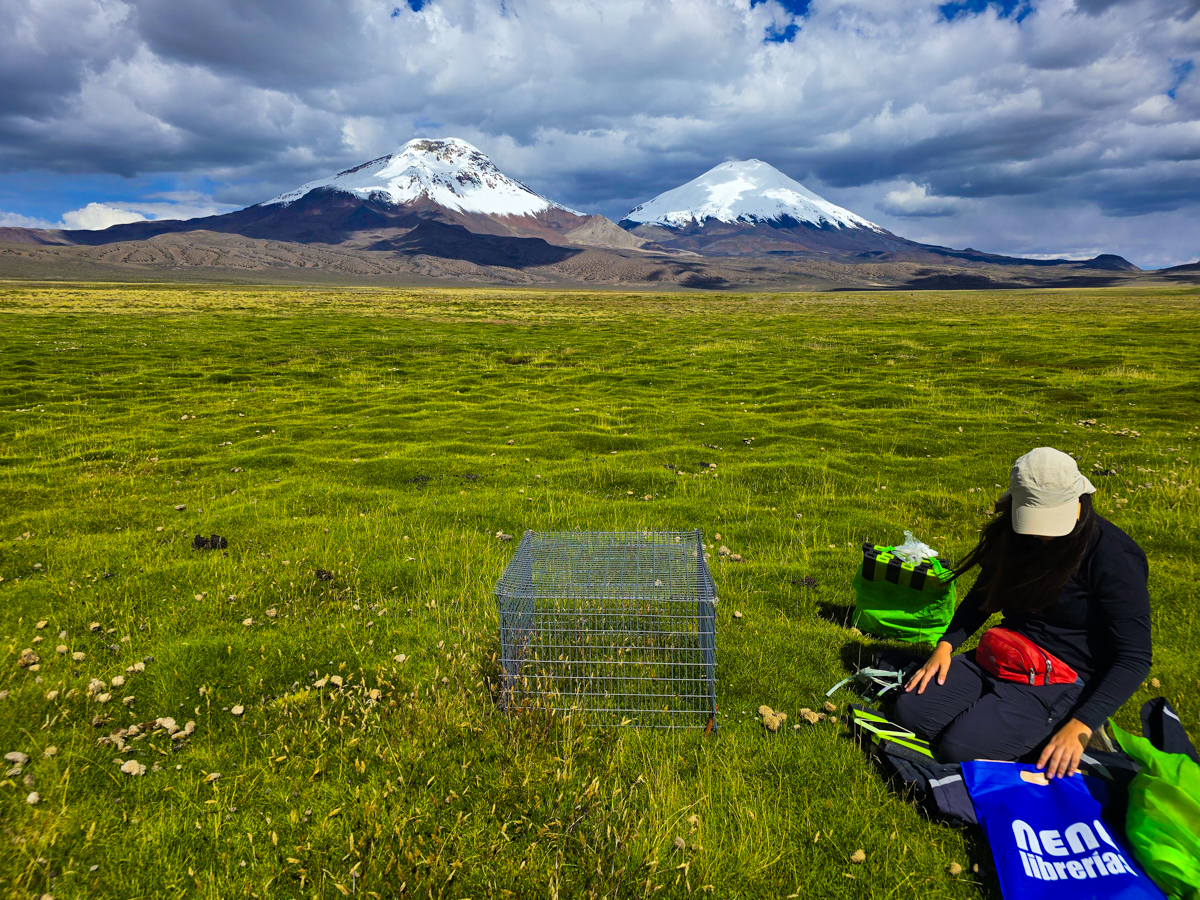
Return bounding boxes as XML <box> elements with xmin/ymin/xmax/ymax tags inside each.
<box><xmin>953</xmin><ymin>493</ymin><xmax>1096</xmax><ymax>614</ymax></box>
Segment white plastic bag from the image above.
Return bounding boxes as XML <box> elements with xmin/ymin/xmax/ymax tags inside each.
<box><xmin>893</xmin><ymin>530</ymin><xmax>938</xmax><ymax>566</ymax></box>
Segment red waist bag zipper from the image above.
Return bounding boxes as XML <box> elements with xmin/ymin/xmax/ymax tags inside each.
<box><xmin>976</xmin><ymin>627</ymin><xmax>1079</xmax><ymax>686</ymax></box>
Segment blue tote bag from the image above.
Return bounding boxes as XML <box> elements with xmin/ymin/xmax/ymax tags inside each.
<box><xmin>962</xmin><ymin>761</ymin><xmax>1166</xmax><ymax>900</ymax></box>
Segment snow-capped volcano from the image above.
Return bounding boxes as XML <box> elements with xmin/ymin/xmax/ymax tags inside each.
<box><xmin>624</xmin><ymin>159</ymin><xmax>882</xmax><ymax>231</ymax></box>
<box><xmin>265</xmin><ymin>137</ymin><xmax>580</xmax><ymax>218</ymax></box>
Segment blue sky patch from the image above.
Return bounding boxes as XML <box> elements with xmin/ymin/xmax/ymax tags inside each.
<box><xmin>752</xmin><ymin>0</ymin><xmax>807</xmax><ymax>43</ymax></box>
<box><xmin>939</xmin><ymin>0</ymin><xmax>1029</xmax><ymax>22</ymax></box>
<box><xmin>1168</xmin><ymin>59</ymin><xmax>1193</xmax><ymax>99</ymax></box>
<box><xmin>751</xmin><ymin>0</ymin><xmax>811</xmax><ymax>13</ymax></box>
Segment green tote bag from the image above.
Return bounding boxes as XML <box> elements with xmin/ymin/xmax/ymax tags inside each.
<box><xmin>1111</xmin><ymin>721</ymin><xmax>1200</xmax><ymax>900</ymax></box>
<box><xmin>852</xmin><ymin>542</ymin><xmax>956</xmax><ymax>644</ymax></box>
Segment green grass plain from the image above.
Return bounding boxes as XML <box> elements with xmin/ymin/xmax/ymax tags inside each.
<box><xmin>1</xmin><ymin>283</ymin><xmax>1198</xmax><ymax>900</ymax></box>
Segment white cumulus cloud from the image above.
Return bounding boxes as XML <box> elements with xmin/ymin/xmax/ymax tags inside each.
<box><xmin>59</xmin><ymin>202</ymin><xmax>147</xmax><ymax>230</ymax></box>
<box><xmin>877</xmin><ymin>183</ymin><xmax>966</xmax><ymax>218</ymax></box>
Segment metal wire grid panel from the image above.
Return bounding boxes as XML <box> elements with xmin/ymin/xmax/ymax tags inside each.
<box><xmin>495</xmin><ymin>530</ymin><xmax>718</xmax><ymax>731</ymax></box>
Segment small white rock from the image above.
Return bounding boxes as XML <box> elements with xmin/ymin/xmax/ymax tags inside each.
<box><xmin>111</xmin><ymin>675</ymin><xmax>125</xmax><ymax>688</ymax></box>
<box><xmin>26</xmin><ymin>791</ymin><xmax>40</xmax><ymax>805</ymax></box>
<box><xmin>120</xmin><ymin>759</ymin><xmax>146</xmax><ymax>777</ymax></box>
<box><xmin>231</xmin><ymin>705</ymin><xmax>244</xmax><ymax>716</ymax></box>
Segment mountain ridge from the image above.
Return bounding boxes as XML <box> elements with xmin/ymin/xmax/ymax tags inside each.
<box><xmin>0</xmin><ymin>137</ymin><xmax>1145</xmax><ymax>276</ymax></box>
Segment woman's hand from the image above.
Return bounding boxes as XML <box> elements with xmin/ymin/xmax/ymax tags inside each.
<box><xmin>905</xmin><ymin>641</ymin><xmax>954</xmax><ymax>694</ymax></box>
<box><xmin>1037</xmin><ymin>718</ymin><xmax>1093</xmax><ymax>778</ymax></box>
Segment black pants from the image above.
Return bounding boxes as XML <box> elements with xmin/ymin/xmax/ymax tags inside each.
<box><xmin>892</xmin><ymin>651</ymin><xmax>1083</xmax><ymax>764</ymax></box>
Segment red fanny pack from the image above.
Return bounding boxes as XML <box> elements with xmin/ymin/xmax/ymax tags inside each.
<box><xmin>976</xmin><ymin>627</ymin><xmax>1078</xmax><ymax>686</ymax></box>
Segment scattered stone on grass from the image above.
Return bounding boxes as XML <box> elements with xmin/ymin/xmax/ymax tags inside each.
<box><xmin>850</xmin><ymin>849</ymin><xmax>866</xmax><ymax>864</ymax></box>
<box><xmin>111</xmin><ymin>676</ymin><xmax>125</xmax><ymax>688</ymax></box>
<box><xmin>72</xmin><ymin>651</ymin><xmax>86</xmax><ymax>662</ymax></box>
<box><xmin>394</xmin><ymin>654</ymin><xmax>407</xmax><ymax>664</ymax></box>
<box><xmin>673</xmin><ymin>836</ymin><xmax>686</xmax><ymax>852</ymax></box>
<box><xmin>43</xmin><ymin>747</ymin><xmax>57</xmax><ymax>758</ymax></box>
<box><xmin>242</xmin><ymin>618</ymin><xmax>254</xmax><ymax>627</ymax></box>
<box><xmin>758</xmin><ymin>705</ymin><xmax>788</xmax><ymax>732</ymax></box>
<box><xmin>36</xmin><ymin>620</ymin><xmax>47</xmax><ymax>630</ymax></box>
<box><xmin>120</xmin><ymin>759</ymin><xmax>146</xmax><ymax>777</ymax></box>
<box><xmin>174</xmin><ymin>504</ymin><xmax>186</xmax><ymax>512</ymax></box>
<box><xmin>824</xmin><ymin>701</ymin><xmax>838</xmax><ymax>713</ymax></box>
<box><xmin>798</xmin><ymin>708</ymin><xmax>821</xmax><ymax>725</ymax></box>
<box><xmin>329</xmin><ymin>675</ymin><xmax>343</xmax><ymax>688</ymax></box>
<box><xmin>948</xmin><ymin>862</ymin><xmax>963</xmax><ymax>876</ymax></box>
<box><xmin>265</xmin><ymin>608</ymin><xmax>277</xmax><ymax>618</ymax></box>
<box><xmin>26</xmin><ymin>791</ymin><xmax>39</xmax><ymax>805</ymax></box>
<box><xmin>368</xmin><ymin>689</ymin><xmax>381</xmax><ymax>702</ymax></box>
<box><xmin>506</xmin><ymin>439</ymin><xmax>514</xmax><ymax>445</ymax></box>
<box><xmin>123</xmin><ymin>696</ymin><xmax>135</xmax><ymax>706</ymax></box>
<box><xmin>126</xmin><ymin>661</ymin><xmax>145</xmax><ymax>674</ymax></box>
<box><xmin>205</xmin><ymin>772</ymin><xmax>221</xmax><ymax>783</ymax></box>
<box><xmin>717</xmin><ymin>546</ymin><xmax>731</xmax><ymax>557</ymax></box>
<box><xmin>5</xmin><ymin>751</ymin><xmax>30</xmax><ymax>768</ymax></box>
<box><xmin>1150</xmin><ymin>677</ymin><xmax>1161</xmax><ymax>688</ymax></box>
<box><xmin>496</xmin><ymin>532</ymin><xmax>513</xmax><ymax>541</ymax></box>
<box><xmin>729</xmin><ymin>553</ymin><xmax>744</xmax><ymax>563</ymax></box>
<box><xmin>231</xmin><ymin>705</ymin><xmax>244</xmax><ymax>716</ymax></box>
<box><xmin>156</xmin><ymin>717</ymin><xmax>178</xmax><ymax>735</ymax></box>
<box><xmin>17</xmin><ymin>649</ymin><xmax>39</xmax><ymax>668</ymax></box>
<box><xmin>733</xmin><ymin>611</ymin><xmax>743</xmax><ymax>619</ymax></box>
<box><xmin>56</xmin><ymin>645</ymin><xmax>67</xmax><ymax>655</ymax></box>
<box><xmin>96</xmin><ymin>693</ymin><xmax>111</xmax><ymax>704</ymax></box>
<box><xmin>90</xmin><ymin>622</ymin><xmax>101</xmax><ymax>633</ymax></box>
<box><xmin>45</xmin><ymin>690</ymin><xmax>59</xmax><ymax>702</ymax></box>
<box><xmin>86</xmin><ymin>679</ymin><xmax>105</xmax><ymax>695</ymax></box>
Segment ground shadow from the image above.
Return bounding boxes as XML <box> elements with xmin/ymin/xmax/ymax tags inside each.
<box><xmin>817</xmin><ymin>601</ymin><xmax>855</xmax><ymax>629</ymax></box>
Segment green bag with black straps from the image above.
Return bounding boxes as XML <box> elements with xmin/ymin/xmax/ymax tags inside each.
<box><xmin>852</xmin><ymin>541</ymin><xmax>956</xmax><ymax>644</ymax></box>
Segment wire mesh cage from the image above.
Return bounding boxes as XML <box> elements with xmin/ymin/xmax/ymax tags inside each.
<box><xmin>495</xmin><ymin>530</ymin><xmax>718</xmax><ymax>731</ymax></box>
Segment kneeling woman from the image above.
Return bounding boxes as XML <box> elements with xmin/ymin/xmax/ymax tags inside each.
<box><xmin>894</xmin><ymin>447</ymin><xmax>1152</xmax><ymax>778</ymax></box>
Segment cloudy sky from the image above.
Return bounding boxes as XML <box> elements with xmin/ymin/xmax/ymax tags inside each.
<box><xmin>1</xmin><ymin>0</ymin><xmax>1197</xmax><ymax>266</ymax></box>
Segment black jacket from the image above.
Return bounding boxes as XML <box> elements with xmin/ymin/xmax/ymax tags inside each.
<box><xmin>941</xmin><ymin>515</ymin><xmax>1152</xmax><ymax>730</ymax></box>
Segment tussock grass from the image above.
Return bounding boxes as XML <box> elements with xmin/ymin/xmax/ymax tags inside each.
<box><xmin>1</xmin><ymin>283</ymin><xmax>1198</xmax><ymax>899</ymax></box>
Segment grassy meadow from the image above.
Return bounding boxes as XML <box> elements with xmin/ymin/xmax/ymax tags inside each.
<box><xmin>1</xmin><ymin>282</ymin><xmax>1198</xmax><ymax>900</ymax></box>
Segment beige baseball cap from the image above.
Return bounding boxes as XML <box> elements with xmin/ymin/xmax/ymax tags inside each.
<box><xmin>1004</xmin><ymin>447</ymin><xmax>1096</xmax><ymax>537</ymax></box>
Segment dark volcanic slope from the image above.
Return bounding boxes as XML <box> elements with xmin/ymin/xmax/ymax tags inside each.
<box><xmin>620</xmin><ymin>217</ymin><xmax>1140</xmax><ymax>271</ymax></box>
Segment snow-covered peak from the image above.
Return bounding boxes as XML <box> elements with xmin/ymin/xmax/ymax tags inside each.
<box><xmin>263</xmin><ymin>138</ymin><xmax>580</xmax><ymax>217</ymax></box>
<box><xmin>624</xmin><ymin>159</ymin><xmax>882</xmax><ymax>231</ymax></box>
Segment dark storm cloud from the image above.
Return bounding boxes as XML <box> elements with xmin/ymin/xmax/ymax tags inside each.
<box><xmin>1</xmin><ymin>0</ymin><xmax>1198</xmax><ymax>264</ymax></box>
